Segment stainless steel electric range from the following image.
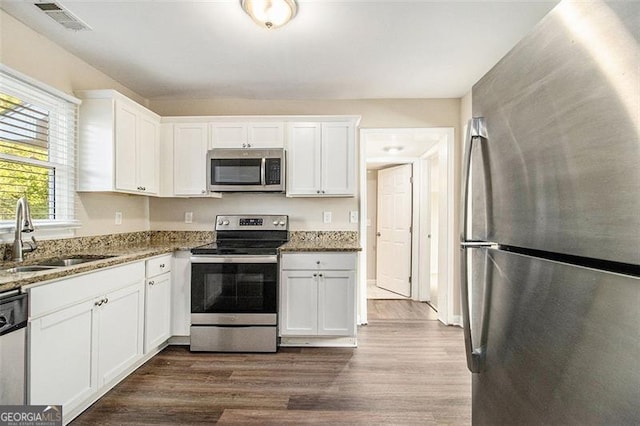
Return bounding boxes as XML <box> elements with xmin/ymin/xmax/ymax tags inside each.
<box><xmin>190</xmin><ymin>214</ymin><xmax>288</xmax><ymax>352</ymax></box>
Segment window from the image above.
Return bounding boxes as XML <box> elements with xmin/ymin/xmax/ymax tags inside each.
<box><xmin>0</xmin><ymin>65</ymin><xmax>79</xmax><ymax>235</ymax></box>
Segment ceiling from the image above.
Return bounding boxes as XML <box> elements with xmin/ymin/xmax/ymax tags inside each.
<box><xmin>1</xmin><ymin>1</ymin><xmax>559</xmax><ymax>101</ymax></box>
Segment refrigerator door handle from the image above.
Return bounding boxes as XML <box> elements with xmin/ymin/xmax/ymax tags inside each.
<box><xmin>460</xmin><ymin>117</ymin><xmax>489</xmax><ymax>374</ymax></box>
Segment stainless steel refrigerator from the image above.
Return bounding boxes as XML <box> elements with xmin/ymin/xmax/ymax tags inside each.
<box><xmin>460</xmin><ymin>1</ymin><xmax>639</xmax><ymax>424</ymax></box>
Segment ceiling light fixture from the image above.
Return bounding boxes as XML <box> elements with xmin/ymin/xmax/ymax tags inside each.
<box><xmin>383</xmin><ymin>146</ymin><xmax>404</xmax><ymax>154</ymax></box>
<box><xmin>241</xmin><ymin>0</ymin><xmax>297</xmax><ymax>29</ymax></box>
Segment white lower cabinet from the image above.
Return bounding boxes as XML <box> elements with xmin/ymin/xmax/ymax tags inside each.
<box><xmin>28</xmin><ymin>261</ymin><xmax>145</xmax><ymax>423</ymax></box>
<box><xmin>279</xmin><ymin>252</ymin><xmax>356</xmax><ymax>342</ymax></box>
<box><xmin>97</xmin><ymin>284</ymin><xmax>144</xmax><ymax>385</ymax></box>
<box><xmin>29</xmin><ymin>300</ymin><xmax>96</xmax><ymax>415</ymax></box>
<box><xmin>144</xmin><ymin>255</ymin><xmax>172</xmax><ymax>352</ymax></box>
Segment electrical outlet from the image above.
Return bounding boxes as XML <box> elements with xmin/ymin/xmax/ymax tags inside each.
<box><xmin>115</xmin><ymin>212</ymin><xmax>122</xmax><ymax>225</ymax></box>
<box><xmin>185</xmin><ymin>211</ymin><xmax>193</xmax><ymax>224</ymax></box>
<box><xmin>323</xmin><ymin>211</ymin><xmax>332</xmax><ymax>223</ymax></box>
<box><xmin>349</xmin><ymin>211</ymin><xmax>359</xmax><ymax>224</ymax></box>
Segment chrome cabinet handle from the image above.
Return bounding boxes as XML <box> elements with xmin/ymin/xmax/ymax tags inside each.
<box><xmin>149</xmin><ymin>280</ymin><xmax>155</xmax><ymax>286</ymax></box>
<box><xmin>313</xmin><ymin>273</ymin><xmax>317</xmax><ymax>277</ymax></box>
<box><xmin>460</xmin><ymin>117</ymin><xmax>489</xmax><ymax>374</ymax></box>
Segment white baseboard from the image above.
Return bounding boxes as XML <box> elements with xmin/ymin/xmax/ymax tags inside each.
<box><xmin>168</xmin><ymin>335</ymin><xmax>190</xmax><ymax>345</ymax></box>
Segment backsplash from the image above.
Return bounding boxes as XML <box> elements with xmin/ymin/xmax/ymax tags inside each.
<box><xmin>289</xmin><ymin>231</ymin><xmax>359</xmax><ymax>244</ymax></box>
<box><xmin>1</xmin><ymin>231</ymin><xmax>213</xmax><ymax>262</ymax></box>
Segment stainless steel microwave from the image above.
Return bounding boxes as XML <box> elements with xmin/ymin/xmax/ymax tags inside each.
<box><xmin>207</xmin><ymin>148</ymin><xmax>285</xmax><ymax>192</ymax></box>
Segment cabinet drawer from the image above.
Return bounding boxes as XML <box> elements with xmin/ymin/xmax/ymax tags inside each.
<box><xmin>146</xmin><ymin>254</ymin><xmax>172</xmax><ymax>277</ymax></box>
<box><xmin>30</xmin><ymin>262</ymin><xmax>145</xmax><ymax>319</ymax></box>
<box><xmin>280</xmin><ymin>252</ymin><xmax>356</xmax><ymax>271</ymax></box>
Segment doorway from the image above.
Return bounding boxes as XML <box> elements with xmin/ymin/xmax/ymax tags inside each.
<box><xmin>358</xmin><ymin>128</ymin><xmax>455</xmax><ymax>325</ymax></box>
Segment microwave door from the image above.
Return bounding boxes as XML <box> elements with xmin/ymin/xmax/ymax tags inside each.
<box><xmin>212</xmin><ymin>158</ymin><xmax>262</xmax><ymax>187</ymax></box>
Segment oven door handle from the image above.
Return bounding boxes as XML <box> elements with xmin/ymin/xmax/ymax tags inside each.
<box><xmin>260</xmin><ymin>157</ymin><xmax>266</xmax><ymax>186</ymax></box>
<box><xmin>190</xmin><ymin>255</ymin><xmax>278</xmax><ymax>264</ymax></box>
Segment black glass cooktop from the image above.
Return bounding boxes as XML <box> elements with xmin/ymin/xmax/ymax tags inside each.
<box><xmin>191</xmin><ymin>243</ymin><xmax>283</xmax><ymax>256</ymax></box>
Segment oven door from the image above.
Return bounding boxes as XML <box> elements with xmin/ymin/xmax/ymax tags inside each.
<box><xmin>190</xmin><ymin>256</ymin><xmax>278</xmax><ymax>325</ymax></box>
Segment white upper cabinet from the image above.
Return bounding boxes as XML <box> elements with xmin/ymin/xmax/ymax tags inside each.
<box><xmin>173</xmin><ymin>123</ymin><xmax>209</xmax><ymax>196</ymax></box>
<box><xmin>77</xmin><ymin>90</ymin><xmax>160</xmax><ymax>195</ymax></box>
<box><xmin>286</xmin><ymin>120</ymin><xmax>356</xmax><ymax>197</ymax></box>
<box><xmin>210</xmin><ymin>121</ymin><xmax>284</xmax><ymax>149</ymax></box>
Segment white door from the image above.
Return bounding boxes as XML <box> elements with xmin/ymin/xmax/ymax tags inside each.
<box><xmin>29</xmin><ymin>301</ymin><xmax>97</xmax><ymax>413</ymax></box>
<box><xmin>97</xmin><ymin>283</ymin><xmax>143</xmax><ymax>386</ymax></box>
<box><xmin>317</xmin><ymin>270</ymin><xmax>355</xmax><ymax>336</ymax></box>
<box><xmin>376</xmin><ymin>164</ymin><xmax>412</xmax><ymax>297</ymax></box>
<box><xmin>114</xmin><ymin>100</ymin><xmax>138</xmax><ymax>192</ymax></box>
<box><xmin>173</xmin><ymin>123</ymin><xmax>208</xmax><ymax>195</ymax></box>
<box><xmin>137</xmin><ymin>113</ymin><xmax>159</xmax><ymax>194</ymax></box>
<box><xmin>144</xmin><ymin>272</ymin><xmax>172</xmax><ymax>353</ymax></box>
<box><xmin>321</xmin><ymin>122</ymin><xmax>355</xmax><ymax>195</ymax></box>
<box><xmin>279</xmin><ymin>270</ymin><xmax>318</xmax><ymax>336</ymax></box>
<box><xmin>287</xmin><ymin>122</ymin><xmax>322</xmax><ymax>195</ymax></box>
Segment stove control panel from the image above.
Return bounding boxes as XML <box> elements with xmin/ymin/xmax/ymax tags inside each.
<box><xmin>215</xmin><ymin>215</ymin><xmax>288</xmax><ymax>231</ymax></box>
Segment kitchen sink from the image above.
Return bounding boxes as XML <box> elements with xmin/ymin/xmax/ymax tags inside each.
<box><xmin>37</xmin><ymin>255</ymin><xmax>116</xmax><ymax>267</ymax></box>
<box><xmin>3</xmin><ymin>265</ymin><xmax>58</xmax><ymax>273</ymax></box>
<box><xmin>3</xmin><ymin>255</ymin><xmax>116</xmax><ymax>273</ymax></box>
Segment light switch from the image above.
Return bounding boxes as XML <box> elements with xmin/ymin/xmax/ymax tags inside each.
<box><xmin>323</xmin><ymin>211</ymin><xmax>332</xmax><ymax>223</ymax></box>
<box><xmin>115</xmin><ymin>212</ymin><xmax>122</xmax><ymax>225</ymax></box>
<box><xmin>185</xmin><ymin>211</ymin><xmax>193</xmax><ymax>224</ymax></box>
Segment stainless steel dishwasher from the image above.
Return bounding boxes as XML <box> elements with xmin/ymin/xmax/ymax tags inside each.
<box><xmin>0</xmin><ymin>290</ymin><xmax>28</xmax><ymax>404</ymax></box>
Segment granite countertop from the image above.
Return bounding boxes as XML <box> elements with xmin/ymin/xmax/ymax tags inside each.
<box><xmin>0</xmin><ymin>232</ymin><xmax>211</xmax><ymax>294</ymax></box>
<box><xmin>0</xmin><ymin>230</ymin><xmax>360</xmax><ymax>294</ymax></box>
<box><xmin>280</xmin><ymin>231</ymin><xmax>361</xmax><ymax>252</ymax></box>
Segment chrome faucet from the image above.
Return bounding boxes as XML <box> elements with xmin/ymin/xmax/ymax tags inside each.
<box><xmin>13</xmin><ymin>197</ymin><xmax>37</xmax><ymax>262</ymax></box>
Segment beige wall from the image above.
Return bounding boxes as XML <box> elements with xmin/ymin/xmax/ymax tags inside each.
<box><xmin>1</xmin><ymin>10</ymin><xmax>150</xmax><ymax>237</ymax></box>
<box><xmin>150</xmin><ymin>97</ymin><xmax>460</xmax><ymax>129</ymax></box>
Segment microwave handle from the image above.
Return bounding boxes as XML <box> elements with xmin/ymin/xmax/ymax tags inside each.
<box><xmin>260</xmin><ymin>157</ymin><xmax>266</xmax><ymax>186</ymax></box>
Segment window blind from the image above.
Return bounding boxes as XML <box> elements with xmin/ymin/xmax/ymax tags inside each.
<box><xmin>0</xmin><ymin>67</ymin><xmax>78</xmax><ymax>227</ymax></box>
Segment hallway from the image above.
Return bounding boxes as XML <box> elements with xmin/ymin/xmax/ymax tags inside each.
<box><xmin>73</xmin><ymin>300</ymin><xmax>470</xmax><ymax>425</ymax></box>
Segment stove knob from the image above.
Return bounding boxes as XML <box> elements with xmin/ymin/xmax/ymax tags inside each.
<box><xmin>273</xmin><ymin>221</ymin><xmax>279</xmax><ymax>226</ymax></box>
<box><xmin>217</xmin><ymin>219</ymin><xmax>223</xmax><ymax>225</ymax></box>
<box><xmin>223</xmin><ymin>220</ymin><xmax>230</xmax><ymax>226</ymax></box>
<box><xmin>279</xmin><ymin>221</ymin><xmax>286</xmax><ymax>226</ymax></box>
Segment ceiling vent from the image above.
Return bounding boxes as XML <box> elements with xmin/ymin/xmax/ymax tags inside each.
<box><xmin>34</xmin><ymin>2</ymin><xmax>92</xmax><ymax>31</ymax></box>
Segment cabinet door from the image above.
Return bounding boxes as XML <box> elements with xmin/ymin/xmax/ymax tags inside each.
<box><xmin>97</xmin><ymin>283</ymin><xmax>144</xmax><ymax>386</ymax></box>
<box><xmin>137</xmin><ymin>113</ymin><xmax>159</xmax><ymax>194</ymax></box>
<box><xmin>321</xmin><ymin>122</ymin><xmax>355</xmax><ymax>196</ymax></box>
<box><xmin>144</xmin><ymin>272</ymin><xmax>171</xmax><ymax>353</ymax></box>
<box><xmin>210</xmin><ymin>122</ymin><xmax>248</xmax><ymax>148</ymax></box>
<box><xmin>287</xmin><ymin>123</ymin><xmax>322</xmax><ymax>196</ymax></box>
<box><xmin>249</xmin><ymin>122</ymin><xmax>284</xmax><ymax>148</ymax></box>
<box><xmin>30</xmin><ymin>301</ymin><xmax>97</xmax><ymax>413</ymax></box>
<box><xmin>114</xmin><ymin>100</ymin><xmax>138</xmax><ymax>192</ymax></box>
<box><xmin>174</xmin><ymin>123</ymin><xmax>208</xmax><ymax>195</ymax></box>
<box><xmin>317</xmin><ymin>270</ymin><xmax>356</xmax><ymax>336</ymax></box>
<box><xmin>279</xmin><ymin>270</ymin><xmax>318</xmax><ymax>336</ymax></box>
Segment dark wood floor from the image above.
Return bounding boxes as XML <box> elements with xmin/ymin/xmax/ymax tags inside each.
<box><xmin>72</xmin><ymin>300</ymin><xmax>470</xmax><ymax>425</ymax></box>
